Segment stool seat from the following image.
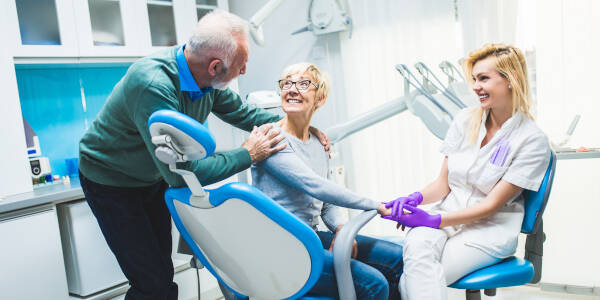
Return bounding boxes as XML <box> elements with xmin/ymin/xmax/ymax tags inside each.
<box><xmin>450</xmin><ymin>257</ymin><xmax>534</xmax><ymax>290</ymax></box>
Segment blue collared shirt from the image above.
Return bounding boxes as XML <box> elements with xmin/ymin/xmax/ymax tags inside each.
<box><xmin>176</xmin><ymin>45</ymin><xmax>212</xmax><ymax>101</ymax></box>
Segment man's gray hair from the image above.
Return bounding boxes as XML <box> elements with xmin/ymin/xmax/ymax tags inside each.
<box><xmin>187</xmin><ymin>9</ymin><xmax>249</xmax><ymax>68</ymax></box>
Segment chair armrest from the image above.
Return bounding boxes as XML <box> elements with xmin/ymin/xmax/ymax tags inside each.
<box><xmin>332</xmin><ymin>210</ymin><xmax>378</xmax><ymax>299</ymax></box>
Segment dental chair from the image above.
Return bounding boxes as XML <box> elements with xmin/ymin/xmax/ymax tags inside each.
<box><xmin>449</xmin><ymin>151</ymin><xmax>556</xmax><ymax>300</ymax></box>
<box><xmin>148</xmin><ymin>109</ymin><xmax>373</xmax><ymax>300</ymax></box>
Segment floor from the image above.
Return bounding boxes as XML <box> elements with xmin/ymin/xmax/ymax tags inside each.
<box><xmin>209</xmin><ymin>285</ymin><xmax>600</xmax><ymax>300</ymax></box>
<box><xmin>447</xmin><ymin>285</ymin><xmax>600</xmax><ymax>300</ymax></box>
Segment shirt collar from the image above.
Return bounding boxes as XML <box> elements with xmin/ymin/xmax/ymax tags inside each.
<box><xmin>478</xmin><ymin>110</ymin><xmax>524</xmax><ymax>144</ymax></box>
<box><xmin>176</xmin><ymin>44</ymin><xmax>212</xmax><ymax>101</ymax></box>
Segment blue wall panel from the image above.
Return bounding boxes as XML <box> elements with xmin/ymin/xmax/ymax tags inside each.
<box><xmin>16</xmin><ymin>64</ymin><xmax>129</xmax><ymax>177</ymax></box>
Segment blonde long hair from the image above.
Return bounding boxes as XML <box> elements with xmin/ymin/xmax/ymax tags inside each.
<box><xmin>462</xmin><ymin>43</ymin><xmax>534</xmax><ymax>143</ymax></box>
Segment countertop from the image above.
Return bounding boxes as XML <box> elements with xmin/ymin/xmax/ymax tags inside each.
<box><xmin>0</xmin><ymin>178</ymin><xmax>84</xmax><ymax>215</ymax></box>
<box><xmin>556</xmin><ymin>149</ymin><xmax>600</xmax><ymax>160</ymax></box>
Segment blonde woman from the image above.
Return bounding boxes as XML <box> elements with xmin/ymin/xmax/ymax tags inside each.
<box><xmin>383</xmin><ymin>44</ymin><xmax>551</xmax><ymax>299</ymax></box>
<box><xmin>252</xmin><ymin>62</ymin><xmax>403</xmax><ymax>299</ymax></box>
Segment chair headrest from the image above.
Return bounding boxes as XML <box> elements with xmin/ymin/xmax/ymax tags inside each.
<box><xmin>148</xmin><ymin>110</ymin><xmax>216</xmax><ymax>161</ymax></box>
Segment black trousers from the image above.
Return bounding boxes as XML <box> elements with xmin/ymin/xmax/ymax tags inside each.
<box><xmin>80</xmin><ymin>171</ymin><xmax>177</xmax><ymax>300</ymax></box>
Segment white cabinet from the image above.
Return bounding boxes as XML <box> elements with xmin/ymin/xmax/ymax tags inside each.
<box><xmin>7</xmin><ymin>0</ymin><xmax>229</xmax><ymax>58</ymax></box>
<box><xmin>7</xmin><ymin>0</ymin><xmax>79</xmax><ymax>57</ymax></box>
<box><xmin>0</xmin><ymin>49</ymin><xmax>32</xmax><ymax>197</ymax></box>
<box><xmin>57</xmin><ymin>200</ymin><xmax>127</xmax><ymax>297</ymax></box>
<box><xmin>0</xmin><ymin>209</ymin><xmax>70</xmax><ymax>300</ymax></box>
<box><xmin>73</xmin><ymin>0</ymin><xmax>142</xmax><ymax>57</ymax></box>
<box><xmin>139</xmin><ymin>0</ymin><xmax>224</xmax><ymax>56</ymax></box>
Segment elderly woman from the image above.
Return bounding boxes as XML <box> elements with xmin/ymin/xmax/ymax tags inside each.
<box><xmin>251</xmin><ymin>62</ymin><xmax>403</xmax><ymax>299</ymax></box>
<box><xmin>384</xmin><ymin>44</ymin><xmax>551</xmax><ymax>300</ymax></box>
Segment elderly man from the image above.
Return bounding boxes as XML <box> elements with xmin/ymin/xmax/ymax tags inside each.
<box><xmin>79</xmin><ymin>10</ymin><xmax>328</xmax><ymax>300</ymax></box>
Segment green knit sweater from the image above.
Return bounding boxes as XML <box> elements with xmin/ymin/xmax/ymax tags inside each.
<box><xmin>79</xmin><ymin>46</ymin><xmax>280</xmax><ymax>187</ymax></box>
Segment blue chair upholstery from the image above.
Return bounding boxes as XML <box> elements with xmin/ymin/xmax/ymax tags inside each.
<box><xmin>148</xmin><ymin>110</ymin><xmax>340</xmax><ymax>300</ymax></box>
<box><xmin>449</xmin><ymin>151</ymin><xmax>556</xmax><ymax>299</ymax></box>
<box><xmin>165</xmin><ymin>184</ymin><xmax>331</xmax><ymax>300</ymax></box>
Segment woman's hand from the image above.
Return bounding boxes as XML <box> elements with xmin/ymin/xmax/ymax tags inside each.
<box><xmin>383</xmin><ymin>205</ymin><xmax>441</xmax><ymax>229</ymax></box>
<box><xmin>329</xmin><ymin>225</ymin><xmax>358</xmax><ymax>259</ymax></box>
<box><xmin>377</xmin><ymin>203</ymin><xmax>392</xmax><ymax>216</ymax></box>
<box><xmin>382</xmin><ymin>192</ymin><xmax>423</xmax><ymax>218</ymax></box>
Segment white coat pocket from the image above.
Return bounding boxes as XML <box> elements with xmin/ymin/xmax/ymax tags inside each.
<box><xmin>475</xmin><ymin>163</ymin><xmax>508</xmax><ymax>194</ymax></box>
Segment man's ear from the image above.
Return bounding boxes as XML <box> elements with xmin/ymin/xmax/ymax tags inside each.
<box><xmin>208</xmin><ymin>59</ymin><xmax>222</xmax><ymax>76</ymax></box>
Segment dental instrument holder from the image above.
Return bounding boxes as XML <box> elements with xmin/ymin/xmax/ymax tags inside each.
<box><xmin>439</xmin><ymin>60</ymin><xmax>465</xmax><ymax>84</ymax></box>
<box><xmin>149</xmin><ymin>127</ymin><xmax>213</xmax><ymax>209</ymax></box>
<box><xmin>415</xmin><ymin>62</ymin><xmax>467</xmax><ymax>109</ymax></box>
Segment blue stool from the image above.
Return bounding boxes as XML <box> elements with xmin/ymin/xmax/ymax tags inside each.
<box><xmin>449</xmin><ymin>151</ymin><xmax>556</xmax><ymax>299</ymax></box>
<box><xmin>148</xmin><ymin>110</ymin><xmax>368</xmax><ymax>300</ymax></box>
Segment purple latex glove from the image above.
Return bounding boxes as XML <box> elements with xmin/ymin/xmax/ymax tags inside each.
<box><xmin>382</xmin><ymin>205</ymin><xmax>441</xmax><ymax>229</ymax></box>
<box><xmin>383</xmin><ymin>192</ymin><xmax>423</xmax><ymax>218</ymax></box>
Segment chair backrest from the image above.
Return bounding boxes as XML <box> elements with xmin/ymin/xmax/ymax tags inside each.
<box><xmin>165</xmin><ymin>183</ymin><xmax>324</xmax><ymax>300</ymax></box>
<box><xmin>521</xmin><ymin>151</ymin><xmax>556</xmax><ymax>234</ymax></box>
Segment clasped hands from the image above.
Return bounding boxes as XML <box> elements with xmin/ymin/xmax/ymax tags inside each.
<box><xmin>379</xmin><ymin>192</ymin><xmax>441</xmax><ymax>230</ymax></box>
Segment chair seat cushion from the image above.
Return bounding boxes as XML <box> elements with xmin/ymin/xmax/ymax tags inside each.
<box><xmin>449</xmin><ymin>256</ymin><xmax>534</xmax><ymax>290</ymax></box>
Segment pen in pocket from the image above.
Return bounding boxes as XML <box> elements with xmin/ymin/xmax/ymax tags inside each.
<box><xmin>490</xmin><ymin>138</ymin><xmax>510</xmax><ymax>166</ymax></box>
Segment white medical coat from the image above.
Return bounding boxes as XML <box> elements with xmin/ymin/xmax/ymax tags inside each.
<box><xmin>431</xmin><ymin>108</ymin><xmax>550</xmax><ymax>258</ymax></box>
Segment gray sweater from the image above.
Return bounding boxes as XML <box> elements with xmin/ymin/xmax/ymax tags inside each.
<box><xmin>251</xmin><ymin>125</ymin><xmax>379</xmax><ymax>232</ymax></box>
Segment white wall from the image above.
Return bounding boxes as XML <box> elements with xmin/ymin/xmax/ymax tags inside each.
<box><xmin>533</xmin><ymin>0</ymin><xmax>600</xmax><ymax>288</ymax></box>
<box><xmin>338</xmin><ymin>0</ymin><xmax>462</xmax><ymax>236</ymax></box>
<box><xmin>458</xmin><ymin>0</ymin><xmax>519</xmax><ymax>54</ymax></box>
<box><xmin>0</xmin><ymin>3</ymin><xmax>33</xmax><ymax>198</ymax></box>
<box><xmin>228</xmin><ymin>0</ymin><xmax>357</xmax><ymax>188</ymax></box>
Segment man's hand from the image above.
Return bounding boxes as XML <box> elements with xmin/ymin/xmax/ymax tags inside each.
<box><xmin>309</xmin><ymin>126</ymin><xmax>331</xmax><ymax>152</ymax></box>
<box><xmin>241</xmin><ymin>124</ymin><xmax>286</xmax><ymax>163</ymax></box>
<box><xmin>329</xmin><ymin>225</ymin><xmax>358</xmax><ymax>259</ymax></box>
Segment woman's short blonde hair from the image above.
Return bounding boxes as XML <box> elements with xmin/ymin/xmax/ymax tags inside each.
<box><xmin>280</xmin><ymin>62</ymin><xmax>331</xmax><ymax>106</ymax></box>
<box><xmin>462</xmin><ymin>43</ymin><xmax>534</xmax><ymax>143</ymax></box>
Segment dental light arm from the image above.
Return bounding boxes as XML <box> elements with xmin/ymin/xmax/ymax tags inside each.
<box><xmin>325</xmin><ymin>63</ymin><xmax>460</xmax><ymax>145</ymax></box>
<box><xmin>248</xmin><ymin>0</ymin><xmax>287</xmax><ymax>46</ymax></box>
<box><xmin>325</xmin><ymin>96</ymin><xmax>408</xmax><ymax>145</ymax></box>
<box><xmin>247</xmin><ymin>0</ymin><xmax>353</xmax><ymax>46</ymax></box>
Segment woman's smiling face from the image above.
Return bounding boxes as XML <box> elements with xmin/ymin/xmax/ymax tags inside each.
<box><xmin>280</xmin><ymin>72</ymin><xmax>320</xmax><ymax>116</ymax></box>
<box><xmin>471</xmin><ymin>57</ymin><xmax>512</xmax><ymax>111</ymax></box>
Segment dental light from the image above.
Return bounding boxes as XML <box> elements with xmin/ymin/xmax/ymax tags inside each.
<box><xmin>248</xmin><ymin>0</ymin><xmax>352</xmax><ymax>46</ymax></box>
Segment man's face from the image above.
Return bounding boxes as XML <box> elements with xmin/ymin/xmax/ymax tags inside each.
<box><xmin>211</xmin><ymin>37</ymin><xmax>248</xmax><ymax>90</ymax></box>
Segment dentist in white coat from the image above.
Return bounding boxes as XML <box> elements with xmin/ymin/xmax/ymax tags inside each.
<box><xmin>382</xmin><ymin>43</ymin><xmax>551</xmax><ymax>300</ymax></box>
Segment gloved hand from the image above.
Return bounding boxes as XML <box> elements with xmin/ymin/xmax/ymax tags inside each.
<box><xmin>382</xmin><ymin>205</ymin><xmax>441</xmax><ymax>229</ymax></box>
<box><xmin>383</xmin><ymin>192</ymin><xmax>423</xmax><ymax>218</ymax></box>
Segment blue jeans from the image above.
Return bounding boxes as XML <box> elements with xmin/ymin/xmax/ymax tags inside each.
<box><xmin>80</xmin><ymin>171</ymin><xmax>177</xmax><ymax>300</ymax></box>
<box><xmin>307</xmin><ymin>231</ymin><xmax>403</xmax><ymax>300</ymax></box>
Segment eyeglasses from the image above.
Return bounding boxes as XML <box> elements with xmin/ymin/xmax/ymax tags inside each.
<box><xmin>278</xmin><ymin>79</ymin><xmax>318</xmax><ymax>92</ymax></box>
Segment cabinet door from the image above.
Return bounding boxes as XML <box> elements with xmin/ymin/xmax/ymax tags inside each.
<box><xmin>0</xmin><ymin>209</ymin><xmax>69</xmax><ymax>300</ymax></box>
<box><xmin>173</xmin><ymin>0</ymin><xmax>226</xmax><ymax>45</ymax></box>
<box><xmin>137</xmin><ymin>0</ymin><xmax>180</xmax><ymax>56</ymax></box>
<box><xmin>137</xmin><ymin>0</ymin><xmax>225</xmax><ymax>56</ymax></box>
<box><xmin>8</xmin><ymin>0</ymin><xmax>79</xmax><ymax>57</ymax></box>
<box><xmin>73</xmin><ymin>0</ymin><xmax>141</xmax><ymax>57</ymax></box>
